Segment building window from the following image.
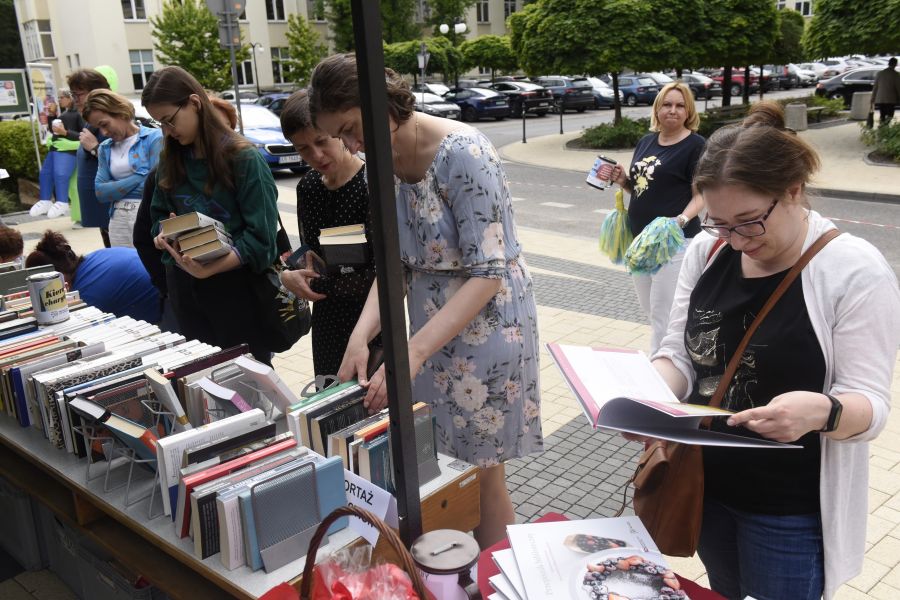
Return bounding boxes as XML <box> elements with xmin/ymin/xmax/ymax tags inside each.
<box><xmin>794</xmin><ymin>1</ymin><xmax>811</xmax><ymax>15</ymax></box>
<box><xmin>307</xmin><ymin>0</ymin><xmax>326</xmax><ymax>21</ymax></box>
<box><xmin>74</xmin><ymin>53</ymin><xmax>80</xmax><ymax>67</ymax></box>
<box><xmin>121</xmin><ymin>0</ymin><xmax>146</xmax><ymax>20</ymax></box>
<box><xmin>504</xmin><ymin>0</ymin><xmax>517</xmax><ymax>19</ymax></box>
<box><xmin>266</xmin><ymin>0</ymin><xmax>286</xmax><ymax>21</ymax></box>
<box><xmin>478</xmin><ymin>66</ymin><xmax>490</xmax><ymax>75</ymax></box>
<box><xmin>775</xmin><ymin>0</ymin><xmax>786</xmax><ymax>8</ymax></box>
<box><xmin>66</xmin><ymin>55</ymin><xmax>72</xmax><ymax>69</ymax></box>
<box><xmin>130</xmin><ymin>49</ymin><xmax>154</xmax><ymax>90</ymax></box>
<box><xmin>476</xmin><ymin>0</ymin><xmax>489</xmax><ymax>23</ymax></box>
<box><xmin>236</xmin><ymin>60</ymin><xmax>254</xmax><ymax>86</ymax></box>
<box><xmin>22</xmin><ymin>20</ymin><xmax>54</xmax><ymax>61</ymax></box>
<box><xmin>416</xmin><ymin>0</ymin><xmax>431</xmax><ymax>23</ymax></box>
<box><xmin>271</xmin><ymin>47</ymin><xmax>290</xmax><ymax>84</ymax></box>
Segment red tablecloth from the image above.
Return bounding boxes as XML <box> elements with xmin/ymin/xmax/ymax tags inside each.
<box><xmin>477</xmin><ymin>512</ymin><xmax>724</xmax><ymax>600</ymax></box>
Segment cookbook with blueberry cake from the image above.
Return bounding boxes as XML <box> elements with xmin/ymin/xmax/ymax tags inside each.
<box><xmin>506</xmin><ymin>516</ymin><xmax>690</xmax><ymax>600</ymax></box>
<box><xmin>547</xmin><ymin>343</ymin><xmax>799</xmax><ymax>448</ymax></box>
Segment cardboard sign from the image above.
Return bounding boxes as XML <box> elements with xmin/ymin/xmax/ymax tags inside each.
<box><xmin>344</xmin><ymin>469</ymin><xmax>397</xmax><ymax>545</ymax></box>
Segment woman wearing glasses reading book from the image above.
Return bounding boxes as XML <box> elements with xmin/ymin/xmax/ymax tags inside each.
<box><xmin>142</xmin><ymin>66</ymin><xmax>280</xmax><ymax>364</ymax></box>
<box><xmin>647</xmin><ymin>102</ymin><xmax>900</xmax><ymax>600</ymax></box>
<box><xmin>278</xmin><ymin>91</ymin><xmax>377</xmax><ymax>381</ymax></box>
<box><xmin>309</xmin><ymin>53</ymin><xmax>543</xmax><ymax>549</ymax></box>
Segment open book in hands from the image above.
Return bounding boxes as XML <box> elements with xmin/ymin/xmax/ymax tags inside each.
<box><xmin>547</xmin><ymin>343</ymin><xmax>798</xmax><ymax>448</ymax></box>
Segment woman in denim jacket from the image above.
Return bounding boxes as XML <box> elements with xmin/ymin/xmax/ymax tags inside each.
<box><xmin>83</xmin><ymin>89</ymin><xmax>163</xmax><ymax>248</ymax></box>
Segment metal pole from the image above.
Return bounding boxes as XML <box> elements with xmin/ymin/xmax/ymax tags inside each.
<box><xmin>559</xmin><ymin>100</ymin><xmax>563</xmax><ymax>134</ymax></box>
<box><xmin>350</xmin><ymin>0</ymin><xmax>422</xmax><ymax>545</ymax></box>
<box><xmin>252</xmin><ymin>44</ymin><xmax>260</xmax><ymax>96</ymax></box>
<box><xmin>225</xmin><ymin>10</ymin><xmax>243</xmax><ymax>135</ymax></box>
<box><xmin>23</xmin><ymin>71</ymin><xmax>41</xmax><ymax>177</ymax></box>
<box><xmin>522</xmin><ymin>104</ymin><xmax>526</xmax><ymax>144</ymax></box>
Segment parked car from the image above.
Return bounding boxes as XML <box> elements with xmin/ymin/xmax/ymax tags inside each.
<box><xmin>413</xmin><ymin>92</ymin><xmax>461</xmax><ymax>120</ymax></box>
<box><xmin>616</xmin><ymin>75</ymin><xmax>661</xmax><ymax>106</ymax></box>
<box><xmin>710</xmin><ymin>69</ymin><xmax>759</xmax><ymax>97</ymax></box>
<box><xmin>411</xmin><ymin>82</ymin><xmax>451</xmax><ymax>97</ymax></box>
<box><xmin>533</xmin><ymin>76</ymin><xmax>595</xmax><ymax>112</ymax></box>
<box><xmin>820</xmin><ymin>58</ymin><xmax>853</xmax><ymax>78</ymax></box>
<box><xmin>255</xmin><ymin>92</ymin><xmax>291</xmax><ymax>116</ymax></box>
<box><xmin>237</xmin><ymin>104</ymin><xmax>308</xmax><ymax>174</ymax></box>
<box><xmin>586</xmin><ymin>76</ymin><xmax>622</xmax><ymax>108</ymax></box>
<box><xmin>127</xmin><ymin>98</ymin><xmax>156</xmax><ymax>128</ymax></box>
<box><xmin>218</xmin><ymin>89</ymin><xmax>259</xmax><ymax>102</ymax></box>
<box><xmin>445</xmin><ymin>87</ymin><xmax>511</xmax><ymax>121</ymax></box>
<box><xmin>815</xmin><ymin>67</ymin><xmax>881</xmax><ymax>107</ymax></box>
<box><xmin>674</xmin><ymin>73</ymin><xmax>722</xmax><ymax>99</ymax></box>
<box><xmin>762</xmin><ymin>65</ymin><xmax>800</xmax><ymax>90</ymax></box>
<box><xmin>453</xmin><ymin>79</ymin><xmax>480</xmax><ymax>90</ymax></box>
<box><xmin>488</xmin><ymin>81</ymin><xmax>553</xmax><ymax>117</ymax></box>
<box><xmin>789</xmin><ymin>63</ymin><xmax>818</xmax><ymax>87</ymax></box>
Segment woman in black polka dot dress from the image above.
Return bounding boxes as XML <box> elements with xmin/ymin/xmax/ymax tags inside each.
<box><xmin>279</xmin><ymin>92</ymin><xmax>377</xmax><ymax>379</ymax></box>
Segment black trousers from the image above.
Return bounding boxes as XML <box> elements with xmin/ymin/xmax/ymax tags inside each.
<box><xmin>166</xmin><ymin>264</ymin><xmax>272</xmax><ymax>365</ymax></box>
<box><xmin>876</xmin><ymin>103</ymin><xmax>896</xmax><ymax>124</ymax></box>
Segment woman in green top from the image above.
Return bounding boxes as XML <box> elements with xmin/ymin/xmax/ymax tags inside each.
<box><xmin>141</xmin><ymin>66</ymin><xmax>280</xmax><ymax>364</ymax></box>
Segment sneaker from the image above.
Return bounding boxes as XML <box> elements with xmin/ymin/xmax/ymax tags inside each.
<box><xmin>47</xmin><ymin>202</ymin><xmax>70</xmax><ymax>219</ymax></box>
<box><xmin>29</xmin><ymin>200</ymin><xmax>52</xmax><ymax>217</ymax></box>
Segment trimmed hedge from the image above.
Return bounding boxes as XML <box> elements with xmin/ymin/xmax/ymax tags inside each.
<box><xmin>0</xmin><ymin>120</ymin><xmax>47</xmax><ymax>204</ymax></box>
<box><xmin>580</xmin><ymin>117</ymin><xmax>652</xmax><ymax>149</ymax></box>
<box><xmin>861</xmin><ymin>121</ymin><xmax>900</xmax><ymax>163</ymax></box>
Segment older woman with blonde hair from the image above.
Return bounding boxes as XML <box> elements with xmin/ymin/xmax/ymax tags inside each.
<box><xmin>609</xmin><ymin>80</ymin><xmax>706</xmax><ymax>354</ymax></box>
<box><xmin>82</xmin><ymin>89</ymin><xmax>162</xmax><ymax>247</ymax></box>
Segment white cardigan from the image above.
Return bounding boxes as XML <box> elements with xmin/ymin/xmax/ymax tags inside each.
<box><xmin>654</xmin><ymin>211</ymin><xmax>900</xmax><ymax>600</ymax></box>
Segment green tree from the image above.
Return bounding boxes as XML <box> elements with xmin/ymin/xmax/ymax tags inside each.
<box><xmin>0</xmin><ymin>0</ymin><xmax>25</xmax><ymax>68</ymax></box>
<box><xmin>804</xmin><ymin>0</ymin><xmax>900</xmax><ymax>58</ymax></box>
<box><xmin>460</xmin><ymin>35</ymin><xmax>518</xmax><ymax>80</ymax></box>
<box><xmin>325</xmin><ymin>0</ymin><xmax>354</xmax><ymax>52</ymax></box>
<box><xmin>150</xmin><ymin>0</ymin><xmax>248</xmax><ymax>91</ymax></box>
<box><xmin>771</xmin><ymin>9</ymin><xmax>806</xmax><ymax>65</ymax></box>
<box><xmin>285</xmin><ymin>13</ymin><xmax>328</xmax><ymax>86</ymax></box>
<box><xmin>383</xmin><ymin>38</ymin><xmax>462</xmax><ymax>83</ymax></box>
<box><xmin>381</xmin><ymin>0</ymin><xmax>420</xmax><ymax>44</ymax></box>
<box><xmin>427</xmin><ymin>0</ymin><xmax>477</xmax><ymax>42</ymax></box>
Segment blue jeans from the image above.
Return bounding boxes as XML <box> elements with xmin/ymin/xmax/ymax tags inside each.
<box><xmin>38</xmin><ymin>151</ymin><xmax>76</xmax><ymax>204</ymax></box>
<box><xmin>698</xmin><ymin>498</ymin><xmax>824</xmax><ymax>600</ymax></box>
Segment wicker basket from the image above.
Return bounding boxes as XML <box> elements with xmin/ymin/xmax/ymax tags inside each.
<box><xmin>300</xmin><ymin>505</ymin><xmax>430</xmax><ymax>600</ymax></box>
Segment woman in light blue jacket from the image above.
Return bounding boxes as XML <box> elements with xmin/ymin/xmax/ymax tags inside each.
<box><xmin>83</xmin><ymin>89</ymin><xmax>162</xmax><ymax>248</ymax></box>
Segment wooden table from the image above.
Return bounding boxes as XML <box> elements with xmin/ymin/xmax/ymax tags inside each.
<box><xmin>0</xmin><ymin>417</ymin><xmax>479</xmax><ymax>599</ymax></box>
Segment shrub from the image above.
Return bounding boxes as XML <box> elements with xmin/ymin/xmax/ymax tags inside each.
<box><xmin>0</xmin><ymin>189</ymin><xmax>20</xmax><ymax>215</ymax></box>
<box><xmin>861</xmin><ymin>121</ymin><xmax>900</xmax><ymax>163</ymax></box>
<box><xmin>0</xmin><ymin>121</ymin><xmax>46</xmax><ymax>182</ymax></box>
<box><xmin>580</xmin><ymin>117</ymin><xmax>651</xmax><ymax>149</ymax></box>
<box><xmin>776</xmin><ymin>94</ymin><xmax>844</xmax><ymax>117</ymax></box>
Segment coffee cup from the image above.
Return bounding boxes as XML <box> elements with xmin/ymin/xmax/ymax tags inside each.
<box><xmin>586</xmin><ymin>155</ymin><xmax>618</xmax><ymax>190</ymax></box>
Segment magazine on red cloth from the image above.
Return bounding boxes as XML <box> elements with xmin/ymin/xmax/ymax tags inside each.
<box><xmin>547</xmin><ymin>343</ymin><xmax>798</xmax><ymax>448</ymax></box>
<box><xmin>505</xmin><ymin>516</ymin><xmax>689</xmax><ymax>600</ymax></box>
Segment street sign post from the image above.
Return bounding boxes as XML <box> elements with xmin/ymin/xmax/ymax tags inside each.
<box><xmin>417</xmin><ymin>43</ymin><xmax>430</xmax><ymax>111</ymax></box>
<box><xmin>206</xmin><ymin>0</ymin><xmax>246</xmax><ymax>134</ymax></box>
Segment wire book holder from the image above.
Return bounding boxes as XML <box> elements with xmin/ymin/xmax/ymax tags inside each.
<box><xmin>204</xmin><ymin>364</ymin><xmax>274</xmax><ymax>421</ymax></box>
<box><xmin>71</xmin><ymin>421</ymin><xmax>119</xmax><ymax>485</ymax></box>
<box><xmin>251</xmin><ymin>460</ymin><xmax>322</xmax><ymax>573</ymax></box>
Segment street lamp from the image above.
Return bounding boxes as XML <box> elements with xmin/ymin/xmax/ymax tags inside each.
<box><xmin>438</xmin><ymin>22</ymin><xmax>467</xmax><ymax>89</ymax></box>
<box><xmin>250</xmin><ymin>42</ymin><xmax>264</xmax><ymax>96</ymax></box>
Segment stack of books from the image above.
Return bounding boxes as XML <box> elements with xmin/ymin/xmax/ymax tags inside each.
<box><xmin>160</xmin><ymin>212</ymin><xmax>233</xmax><ymax>263</ymax></box>
<box><xmin>317</xmin><ymin>223</ymin><xmax>370</xmax><ymax>274</ymax></box>
<box><xmin>284</xmin><ymin>382</ymin><xmax>440</xmax><ymax>492</ymax></box>
<box><xmin>488</xmin><ymin>517</ymin><xmax>689</xmax><ymax>600</ymax></box>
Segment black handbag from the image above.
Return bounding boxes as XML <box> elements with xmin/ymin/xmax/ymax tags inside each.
<box><xmin>249</xmin><ymin>218</ymin><xmax>311</xmax><ymax>353</ymax></box>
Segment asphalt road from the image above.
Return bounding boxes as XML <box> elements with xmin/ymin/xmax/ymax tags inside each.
<box><xmin>273</xmin><ymin>86</ymin><xmax>900</xmax><ymax>277</ymax></box>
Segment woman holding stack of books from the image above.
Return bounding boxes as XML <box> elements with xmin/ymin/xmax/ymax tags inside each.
<box><xmin>142</xmin><ymin>66</ymin><xmax>280</xmax><ymax>364</ymax></box>
<box><xmin>309</xmin><ymin>53</ymin><xmax>543</xmax><ymax>549</ymax></box>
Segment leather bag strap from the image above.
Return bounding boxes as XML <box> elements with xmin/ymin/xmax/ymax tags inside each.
<box><xmin>708</xmin><ymin>228</ymin><xmax>841</xmax><ymax>409</ymax></box>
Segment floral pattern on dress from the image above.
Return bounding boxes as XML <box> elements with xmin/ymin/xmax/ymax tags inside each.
<box><xmin>396</xmin><ymin>130</ymin><xmax>543</xmax><ymax>466</ymax></box>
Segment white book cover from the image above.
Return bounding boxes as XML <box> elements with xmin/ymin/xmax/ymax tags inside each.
<box><xmin>234</xmin><ymin>355</ymin><xmax>299</xmax><ymax>411</ymax></box>
<box><xmin>143</xmin><ymin>368</ymin><xmax>191</xmax><ymax>432</ymax></box>
<box><xmin>506</xmin><ymin>517</ymin><xmax>688</xmax><ymax>600</ymax></box>
<box><xmin>155</xmin><ymin>408</ymin><xmax>267</xmax><ymax>517</ymax></box>
<box><xmin>546</xmin><ymin>343</ymin><xmax>798</xmax><ymax>449</ymax></box>
<box><xmin>489</xmin><ymin>572</ymin><xmax>521</xmax><ymax>600</ymax></box>
<box><xmin>492</xmin><ymin>548</ymin><xmax>526</xmax><ymax>600</ymax></box>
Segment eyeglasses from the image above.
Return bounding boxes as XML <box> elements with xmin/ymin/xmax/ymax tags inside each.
<box><xmin>701</xmin><ymin>199</ymin><xmax>779</xmax><ymax>239</ymax></box>
<box><xmin>157</xmin><ymin>103</ymin><xmax>184</xmax><ymax>130</ymax></box>
<box><xmin>71</xmin><ymin>91</ymin><xmax>87</xmax><ymax>101</ymax></box>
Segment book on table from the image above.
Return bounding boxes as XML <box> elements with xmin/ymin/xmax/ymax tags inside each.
<box><xmin>160</xmin><ymin>212</ymin><xmax>225</xmax><ymax>241</ymax></box>
<box><xmin>547</xmin><ymin>343</ymin><xmax>799</xmax><ymax>448</ymax></box>
<box><xmin>501</xmin><ymin>516</ymin><xmax>688</xmax><ymax>600</ymax></box>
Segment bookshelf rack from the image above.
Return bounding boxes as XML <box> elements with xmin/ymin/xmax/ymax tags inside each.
<box><xmin>0</xmin><ymin>416</ymin><xmax>479</xmax><ymax>599</ymax></box>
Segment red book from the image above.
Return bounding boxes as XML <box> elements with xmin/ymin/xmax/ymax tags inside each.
<box><xmin>0</xmin><ymin>335</ymin><xmax>60</xmax><ymax>359</ymax></box>
<box><xmin>174</xmin><ymin>436</ymin><xmax>298</xmax><ymax>538</ymax></box>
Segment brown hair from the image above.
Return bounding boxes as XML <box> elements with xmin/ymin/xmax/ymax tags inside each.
<box><xmin>693</xmin><ymin>101</ymin><xmax>820</xmax><ymax>198</ymax></box>
<box><xmin>24</xmin><ymin>230</ymin><xmax>82</xmax><ymax>275</ymax></box>
<box><xmin>141</xmin><ymin>66</ymin><xmax>252</xmax><ymax>195</ymax></box>
<box><xmin>279</xmin><ymin>90</ymin><xmax>313</xmax><ymax>139</ymax></box>
<box><xmin>66</xmin><ymin>69</ymin><xmax>109</xmax><ymax>93</ymax></box>
<box><xmin>308</xmin><ymin>53</ymin><xmax>415</xmax><ymax>125</ymax></box>
<box><xmin>82</xmin><ymin>89</ymin><xmax>135</xmax><ymax>122</ymax></box>
<box><xmin>208</xmin><ymin>96</ymin><xmax>238</xmax><ymax>129</ymax></box>
<box><xmin>0</xmin><ymin>225</ymin><xmax>23</xmax><ymax>262</ymax></box>
<box><xmin>650</xmin><ymin>82</ymin><xmax>700</xmax><ymax>132</ymax></box>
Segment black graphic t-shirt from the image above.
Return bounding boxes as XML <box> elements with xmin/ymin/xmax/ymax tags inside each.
<box><xmin>686</xmin><ymin>246</ymin><xmax>825</xmax><ymax>515</ymax></box>
<box><xmin>626</xmin><ymin>132</ymin><xmax>705</xmax><ymax>237</ymax></box>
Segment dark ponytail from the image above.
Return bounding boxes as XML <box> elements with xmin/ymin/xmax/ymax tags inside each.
<box><xmin>24</xmin><ymin>230</ymin><xmax>82</xmax><ymax>275</ymax></box>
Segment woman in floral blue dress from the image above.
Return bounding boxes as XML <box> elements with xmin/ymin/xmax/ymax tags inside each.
<box><xmin>310</xmin><ymin>54</ymin><xmax>542</xmax><ymax>548</ymax></box>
